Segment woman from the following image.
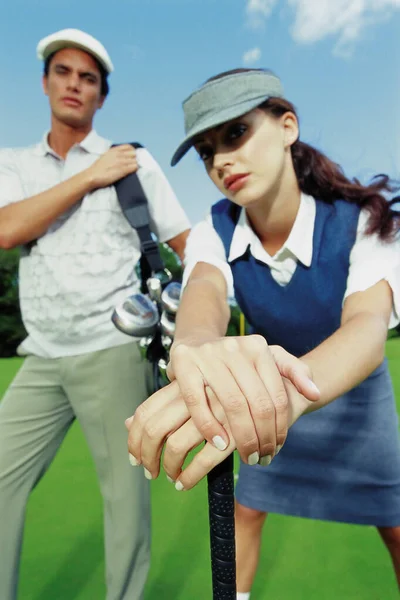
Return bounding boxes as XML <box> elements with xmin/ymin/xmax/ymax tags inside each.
<box><xmin>127</xmin><ymin>68</ymin><xmax>400</xmax><ymax>597</ymax></box>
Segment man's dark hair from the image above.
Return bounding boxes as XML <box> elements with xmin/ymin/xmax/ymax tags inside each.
<box><xmin>43</xmin><ymin>51</ymin><xmax>109</xmax><ymax>97</ymax></box>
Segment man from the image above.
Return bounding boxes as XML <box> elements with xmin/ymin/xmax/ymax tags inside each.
<box><xmin>0</xmin><ymin>28</ymin><xmax>190</xmax><ymax>600</ymax></box>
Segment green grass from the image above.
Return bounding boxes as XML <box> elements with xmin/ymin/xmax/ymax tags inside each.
<box><xmin>1</xmin><ymin>340</ymin><xmax>400</xmax><ymax>599</ymax></box>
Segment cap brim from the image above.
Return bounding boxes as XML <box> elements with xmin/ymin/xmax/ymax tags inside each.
<box><xmin>170</xmin><ymin>94</ymin><xmax>271</xmax><ymax>166</ymax></box>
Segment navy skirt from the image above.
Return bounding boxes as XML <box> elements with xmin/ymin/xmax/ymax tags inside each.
<box><xmin>236</xmin><ymin>360</ymin><xmax>400</xmax><ymax>526</ymax></box>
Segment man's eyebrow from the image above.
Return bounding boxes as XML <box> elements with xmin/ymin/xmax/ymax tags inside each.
<box><xmin>53</xmin><ymin>62</ymin><xmax>70</xmax><ymax>70</ymax></box>
<box><xmin>52</xmin><ymin>62</ymin><xmax>98</xmax><ymax>79</ymax></box>
<box><xmin>79</xmin><ymin>70</ymin><xmax>99</xmax><ymax>79</ymax></box>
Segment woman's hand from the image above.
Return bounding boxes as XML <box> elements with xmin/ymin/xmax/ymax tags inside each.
<box><xmin>126</xmin><ymin>375</ymin><xmax>312</xmax><ymax>490</ymax></box>
<box><xmin>165</xmin><ymin>335</ymin><xmax>320</xmax><ymax>465</ymax></box>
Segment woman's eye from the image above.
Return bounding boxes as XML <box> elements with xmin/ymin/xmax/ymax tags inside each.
<box><xmin>225</xmin><ymin>123</ymin><xmax>247</xmax><ymax>143</ymax></box>
<box><xmin>198</xmin><ymin>146</ymin><xmax>213</xmax><ymax>162</ymax></box>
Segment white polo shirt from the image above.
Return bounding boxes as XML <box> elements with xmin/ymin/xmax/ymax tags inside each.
<box><xmin>183</xmin><ymin>193</ymin><xmax>400</xmax><ymax>328</ymax></box>
<box><xmin>0</xmin><ymin>130</ymin><xmax>191</xmax><ymax>358</ymax></box>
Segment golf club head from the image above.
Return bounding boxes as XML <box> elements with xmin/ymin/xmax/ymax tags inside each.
<box><xmin>146</xmin><ymin>276</ymin><xmax>162</xmax><ymax>304</ymax></box>
<box><xmin>160</xmin><ymin>310</ymin><xmax>176</xmax><ymax>339</ymax></box>
<box><xmin>139</xmin><ymin>335</ymin><xmax>154</xmax><ymax>359</ymax></box>
<box><xmin>161</xmin><ymin>334</ymin><xmax>172</xmax><ymax>351</ymax></box>
<box><xmin>146</xmin><ymin>269</ymin><xmax>173</xmax><ymax>304</ymax></box>
<box><xmin>112</xmin><ymin>293</ymin><xmax>159</xmax><ymax>337</ymax></box>
<box><xmin>157</xmin><ymin>357</ymin><xmax>170</xmax><ymax>387</ymax></box>
<box><xmin>161</xmin><ymin>281</ymin><xmax>182</xmax><ymax>315</ymax></box>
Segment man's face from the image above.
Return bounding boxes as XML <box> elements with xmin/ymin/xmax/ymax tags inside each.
<box><xmin>42</xmin><ymin>47</ymin><xmax>105</xmax><ymax>128</ymax></box>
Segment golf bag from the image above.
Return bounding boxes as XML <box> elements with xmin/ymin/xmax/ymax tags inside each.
<box><xmin>113</xmin><ymin>143</ymin><xmax>169</xmax><ymax>293</ymax></box>
<box><xmin>113</xmin><ymin>143</ymin><xmax>175</xmax><ymax>392</ymax></box>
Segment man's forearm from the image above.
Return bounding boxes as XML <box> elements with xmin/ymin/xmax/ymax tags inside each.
<box><xmin>0</xmin><ymin>168</ymin><xmax>96</xmax><ymax>249</ymax></box>
<box><xmin>301</xmin><ymin>311</ymin><xmax>388</xmax><ymax>412</ymax></box>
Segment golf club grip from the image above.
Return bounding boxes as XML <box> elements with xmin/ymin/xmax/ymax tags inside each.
<box><xmin>207</xmin><ymin>453</ymin><xmax>236</xmax><ymax>599</ymax></box>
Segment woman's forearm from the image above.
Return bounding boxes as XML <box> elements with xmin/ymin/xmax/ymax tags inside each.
<box><xmin>301</xmin><ymin>311</ymin><xmax>388</xmax><ymax>412</ymax></box>
<box><xmin>174</xmin><ymin>265</ymin><xmax>231</xmax><ymax>346</ymax></box>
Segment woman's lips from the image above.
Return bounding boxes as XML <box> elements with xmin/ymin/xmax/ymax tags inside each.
<box><xmin>224</xmin><ymin>174</ymin><xmax>249</xmax><ymax>192</ymax></box>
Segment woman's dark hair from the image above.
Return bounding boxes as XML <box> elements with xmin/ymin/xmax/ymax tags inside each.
<box><xmin>44</xmin><ymin>51</ymin><xmax>109</xmax><ymax>97</ymax></box>
<box><xmin>207</xmin><ymin>68</ymin><xmax>400</xmax><ymax>241</ymax></box>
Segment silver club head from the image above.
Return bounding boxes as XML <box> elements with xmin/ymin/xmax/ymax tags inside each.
<box><xmin>112</xmin><ymin>293</ymin><xmax>159</xmax><ymax>337</ymax></box>
<box><xmin>146</xmin><ymin>269</ymin><xmax>173</xmax><ymax>304</ymax></box>
<box><xmin>161</xmin><ymin>281</ymin><xmax>182</xmax><ymax>315</ymax></box>
<box><xmin>139</xmin><ymin>335</ymin><xmax>154</xmax><ymax>359</ymax></box>
<box><xmin>161</xmin><ymin>335</ymin><xmax>172</xmax><ymax>351</ymax></box>
<box><xmin>147</xmin><ymin>276</ymin><xmax>162</xmax><ymax>304</ymax></box>
<box><xmin>160</xmin><ymin>310</ymin><xmax>176</xmax><ymax>339</ymax></box>
<box><xmin>157</xmin><ymin>357</ymin><xmax>170</xmax><ymax>387</ymax></box>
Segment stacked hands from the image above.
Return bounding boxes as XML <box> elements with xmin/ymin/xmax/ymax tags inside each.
<box><xmin>125</xmin><ymin>335</ymin><xmax>321</xmax><ymax>490</ymax></box>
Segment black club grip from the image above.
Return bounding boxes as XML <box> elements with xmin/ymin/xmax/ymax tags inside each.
<box><xmin>207</xmin><ymin>453</ymin><xmax>236</xmax><ymax>599</ymax></box>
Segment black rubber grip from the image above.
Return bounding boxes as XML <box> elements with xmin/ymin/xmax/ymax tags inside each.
<box><xmin>207</xmin><ymin>453</ymin><xmax>236</xmax><ymax>599</ymax></box>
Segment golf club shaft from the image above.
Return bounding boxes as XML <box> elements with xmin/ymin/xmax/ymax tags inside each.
<box><xmin>207</xmin><ymin>453</ymin><xmax>236</xmax><ymax>599</ymax></box>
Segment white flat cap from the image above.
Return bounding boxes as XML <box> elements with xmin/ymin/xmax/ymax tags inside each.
<box><xmin>37</xmin><ymin>28</ymin><xmax>114</xmax><ymax>74</ymax></box>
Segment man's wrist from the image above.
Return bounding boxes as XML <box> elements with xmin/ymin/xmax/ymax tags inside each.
<box><xmin>80</xmin><ymin>166</ymin><xmax>97</xmax><ymax>193</ymax></box>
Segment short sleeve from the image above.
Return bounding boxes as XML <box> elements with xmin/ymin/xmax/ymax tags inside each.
<box><xmin>182</xmin><ymin>211</ymin><xmax>235</xmax><ymax>298</ymax></box>
<box><xmin>0</xmin><ymin>149</ymin><xmax>25</xmax><ymax>209</ymax></box>
<box><xmin>135</xmin><ymin>148</ymin><xmax>191</xmax><ymax>242</ymax></box>
<box><xmin>344</xmin><ymin>209</ymin><xmax>400</xmax><ymax>328</ymax></box>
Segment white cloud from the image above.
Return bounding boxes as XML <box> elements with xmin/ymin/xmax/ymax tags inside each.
<box><xmin>246</xmin><ymin>0</ymin><xmax>279</xmax><ymax>28</ymax></box>
<box><xmin>244</xmin><ymin>0</ymin><xmax>400</xmax><ymax>55</ymax></box>
<box><xmin>242</xmin><ymin>47</ymin><xmax>262</xmax><ymax>64</ymax></box>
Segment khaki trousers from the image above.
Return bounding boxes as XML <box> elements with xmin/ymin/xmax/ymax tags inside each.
<box><xmin>0</xmin><ymin>342</ymin><xmax>151</xmax><ymax>600</ymax></box>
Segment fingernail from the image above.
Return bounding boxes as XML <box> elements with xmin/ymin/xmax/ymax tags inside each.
<box><xmin>258</xmin><ymin>455</ymin><xmax>272</xmax><ymax>467</ymax></box>
<box><xmin>175</xmin><ymin>481</ymin><xmax>185</xmax><ymax>491</ymax></box>
<box><xmin>166</xmin><ymin>475</ymin><xmax>174</xmax><ymax>484</ymax></box>
<box><xmin>248</xmin><ymin>451</ymin><xmax>260</xmax><ymax>466</ymax></box>
<box><xmin>129</xmin><ymin>453</ymin><xmax>140</xmax><ymax>466</ymax></box>
<box><xmin>308</xmin><ymin>381</ymin><xmax>320</xmax><ymax>395</ymax></box>
<box><xmin>213</xmin><ymin>435</ymin><xmax>228</xmax><ymax>451</ymax></box>
<box><xmin>276</xmin><ymin>444</ymin><xmax>283</xmax><ymax>455</ymax></box>
<box><xmin>144</xmin><ymin>468</ymin><xmax>152</xmax><ymax>480</ymax></box>
<box><xmin>125</xmin><ymin>416</ymin><xmax>133</xmax><ymax>428</ymax></box>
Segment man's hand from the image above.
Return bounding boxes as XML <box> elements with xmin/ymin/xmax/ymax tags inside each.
<box><xmin>88</xmin><ymin>145</ymin><xmax>138</xmax><ymax>189</ymax></box>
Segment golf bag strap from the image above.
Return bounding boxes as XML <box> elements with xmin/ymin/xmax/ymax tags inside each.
<box><xmin>112</xmin><ymin>143</ymin><xmax>165</xmax><ymax>282</ymax></box>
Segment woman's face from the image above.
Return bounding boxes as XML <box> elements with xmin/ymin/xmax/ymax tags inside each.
<box><xmin>194</xmin><ymin>108</ymin><xmax>298</xmax><ymax>208</ymax></box>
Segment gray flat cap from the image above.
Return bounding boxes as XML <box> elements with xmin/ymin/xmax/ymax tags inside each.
<box><xmin>171</xmin><ymin>69</ymin><xmax>284</xmax><ymax>166</ymax></box>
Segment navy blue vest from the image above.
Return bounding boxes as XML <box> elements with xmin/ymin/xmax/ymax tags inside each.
<box><xmin>212</xmin><ymin>198</ymin><xmax>361</xmax><ymax>357</ymax></box>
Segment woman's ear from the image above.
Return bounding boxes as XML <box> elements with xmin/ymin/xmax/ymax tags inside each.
<box><xmin>282</xmin><ymin>112</ymin><xmax>299</xmax><ymax>148</ymax></box>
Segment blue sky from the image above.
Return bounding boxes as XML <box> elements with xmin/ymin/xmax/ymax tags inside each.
<box><xmin>0</xmin><ymin>0</ymin><xmax>399</xmax><ymax>224</ymax></box>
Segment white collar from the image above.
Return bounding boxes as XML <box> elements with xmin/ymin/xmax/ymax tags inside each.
<box><xmin>228</xmin><ymin>192</ymin><xmax>315</xmax><ymax>267</ymax></box>
<box><xmin>34</xmin><ymin>129</ymin><xmax>110</xmax><ymax>157</ymax></box>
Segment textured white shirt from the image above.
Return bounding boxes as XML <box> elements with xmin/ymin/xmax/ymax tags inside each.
<box><xmin>0</xmin><ymin>130</ymin><xmax>191</xmax><ymax>358</ymax></box>
<box><xmin>183</xmin><ymin>193</ymin><xmax>400</xmax><ymax>328</ymax></box>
